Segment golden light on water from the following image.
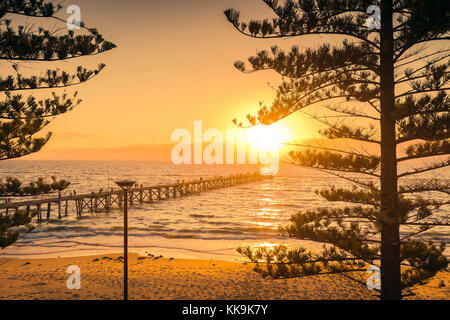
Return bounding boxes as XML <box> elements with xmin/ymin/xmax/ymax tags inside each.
<box><xmin>250</xmin><ymin>242</ymin><xmax>279</xmax><ymax>250</ymax></box>
<box><xmin>248</xmin><ymin>221</ymin><xmax>279</xmax><ymax>229</ymax></box>
<box><xmin>256</xmin><ymin>207</ymin><xmax>282</xmax><ymax>219</ymax></box>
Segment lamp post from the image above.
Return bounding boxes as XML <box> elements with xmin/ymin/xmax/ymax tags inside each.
<box><xmin>115</xmin><ymin>180</ymin><xmax>136</xmax><ymax>301</ymax></box>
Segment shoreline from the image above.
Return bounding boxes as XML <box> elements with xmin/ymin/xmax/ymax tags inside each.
<box><xmin>1</xmin><ymin>253</ymin><xmax>448</xmax><ymax>300</ymax></box>
<box><xmin>0</xmin><ymin>241</ymin><xmax>248</xmax><ymax>262</ymax></box>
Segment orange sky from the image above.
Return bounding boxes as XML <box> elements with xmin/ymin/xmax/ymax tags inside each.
<box><xmin>5</xmin><ymin>0</ymin><xmax>329</xmax><ymax>158</ymax></box>
<box><xmin>3</xmin><ymin>0</ymin><xmax>446</xmax><ymax>162</ymax></box>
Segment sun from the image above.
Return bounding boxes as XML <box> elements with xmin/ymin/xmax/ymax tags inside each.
<box><xmin>245</xmin><ymin>123</ymin><xmax>291</xmax><ymax>152</ymax></box>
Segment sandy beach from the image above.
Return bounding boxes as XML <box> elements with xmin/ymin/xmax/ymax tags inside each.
<box><xmin>0</xmin><ymin>253</ymin><xmax>448</xmax><ymax>300</ymax></box>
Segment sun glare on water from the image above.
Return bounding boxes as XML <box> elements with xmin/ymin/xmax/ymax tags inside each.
<box><xmin>245</xmin><ymin>123</ymin><xmax>291</xmax><ymax>152</ymax></box>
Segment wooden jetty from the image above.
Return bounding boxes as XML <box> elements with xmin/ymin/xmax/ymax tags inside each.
<box><xmin>0</xmin><ymin>172</ymin><xmax>272</xmax><ymax>221</ymax></box>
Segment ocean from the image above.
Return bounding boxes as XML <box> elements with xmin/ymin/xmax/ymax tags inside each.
<box><xmin>1</xmin><ymin>160</ymin><xmax>448</xmax><ymax>261</ymax></box>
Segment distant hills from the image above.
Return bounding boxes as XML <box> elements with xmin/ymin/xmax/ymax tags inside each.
<box><xmin>20</xmin><ymin>140</ymin><xmax>435</xmax><ymax>169</ymax></box>
<box><xmin>21</xmin><ymin>144</ymin><xmax>177</xmax><ymax>161</ymax></box>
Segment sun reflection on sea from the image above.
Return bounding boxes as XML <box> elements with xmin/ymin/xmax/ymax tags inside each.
<box><xmin>244</xmin><ymin>220</ymin><xmax>279</xmax><ymax>230</ymax></box>
<box><xmin>255</xmin><ymin>207</ymin><xmax>282</xmax><ymax>219</ymax></box>
<box><xmin>248</xmin><ymin>242</ymin><xmax>280</xmax><ymax>251</ymax></box>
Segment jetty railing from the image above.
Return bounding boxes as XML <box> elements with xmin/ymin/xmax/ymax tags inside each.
<box><xmin>0</xmin><ymin>172</ymin><xmax>272</xmax><ymax>221</ymax></box>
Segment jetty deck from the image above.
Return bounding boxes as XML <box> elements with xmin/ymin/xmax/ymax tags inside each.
<box><xmin>0</xmin><ymin>172</ymin><xmax>272</xmax><ymax>221</ymax></box>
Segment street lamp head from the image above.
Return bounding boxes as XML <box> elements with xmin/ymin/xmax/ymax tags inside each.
<box><xmin>115</xmin><ymin>180</ymin><xmax>136</xmax><ymax>190</ymax></box>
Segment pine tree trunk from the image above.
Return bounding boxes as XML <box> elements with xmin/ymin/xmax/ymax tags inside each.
<box><xmin>379</xmin><ymin>0</ymin><xmax>402</xmax><ymax>300</ymax></box>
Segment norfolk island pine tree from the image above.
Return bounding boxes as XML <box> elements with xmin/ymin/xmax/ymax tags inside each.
<box><xmin>0</xmin><ymin>1</ymin><xmax>115</xmax><ymax>248</ymax></box>
<box><xmin>225</xmin><ymin>0</ymin><xmax>449</xmax><ymax>300</ymax></box>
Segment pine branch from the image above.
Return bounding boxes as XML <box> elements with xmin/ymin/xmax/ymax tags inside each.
<box><xmin>396</xmin><ymin>53</ymin><xmax>450</xmax><ymax>83</ymax></box>
<box><xmin>324</xmin><ymin>104</ymin><xmax>380</xmax><ymax>120</ymax></box>
<box><xmin>0</xmin><ymin>176</ymin><xmax>70</xmax><ymax>197</ymax></box>
<box><xmin>0</xmin><ymin>64</ymin><xmax>106</xmax><ymax>92</ymax></box>
<box><xmin>0</xmin><ymin>117</ymin><xmax>51</xmax><ymax>160</ymax></box>
<box><xmin>398</xmin><ymin>139</ymin><xmax>450</xmax><ymax>162</ymax></box>
<box><xmin>396</xmin><ymin>88</ymin><xmax>450</xmax><ymax>99</ymax></box>
<box><xmin>224</xmin><ymin>8</ymin><xmax>380</xmax><ymax>49</ymax></box>
<box><xmin>396</xmin><ymin>111</ymin><xmax>449</xmax><ymax>144</ymax></box>
<box><xmin>395</xmin><ymin>49</ymin><xmax>450</xmax><ymax>69</ymax></box>
<box><xmin>237</xmin><ymin>244</ymin><xmax>376</xmax><ymax>280</ymax></box>
<box><xmin>398</xmin><ymin>158</ymin><xmax>450</xmax><ymax>178</ymax></box>
<box><xmin>396</xmin><ymin>38</ymin><xmax>450</xmax><ymax>61</ymax></box>
<box><xmin>400</xmin><ymin>239</ymin><xmax>448</xmax><ymax>288</ymax></box>
<box><xmin>0</xmin><ymin>0</ymin><xmax>61</xmax><ymax>18</ymax></box>
<box><xmin>398</xmin><ymin>179</ymin><xmax>450</xmax><ymax>195</ymax></box>
<box><xmin>283</xmin><ymin>142</ymin><xmax>377</xmax><ymax>159</ymax></box>
<box><xmin>233</xmin><ymin>42</ymin><xmax>379</xmax><ymax>77</ymax></box>
<box><xmin>337</xmin><ymin>271</ymin><xmax>380</xmax><ymax>292</ymax></box>
<box><xmin>0</xmin><ymin>91</ymin><xmax>81</xmax><ymax>119</ymax></box>
<box><xmin>0</xmin><ymin>23</ymin><xmax>115</xmax><ymax>62</ymax></box>
<box><xmin>319</xmin><ymin>122</ymin><xmax>380</xmax><ymax>144</ymax></box>
<box><xmin>395</xmin><ymin>92</ymin><xmax>449</xmax><ymax>120</ymax></box>
<box><xmin>318</xmin><ymin>186</ymin><xmax>380</xmax><ymax>207</ymax></box>
<box><xmin>289</xmin><ymin>149</ymin><xmax>381</xmax><ymax>177</ymax></box>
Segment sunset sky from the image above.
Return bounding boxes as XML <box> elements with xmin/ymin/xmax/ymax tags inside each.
<box><xmin>7</xmin><ymin>0</ymin><xmax>332</xmax><ymax>159</ymax></box>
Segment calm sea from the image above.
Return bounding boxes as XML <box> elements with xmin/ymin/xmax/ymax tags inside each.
<box><xmin>1</xmin><ymin>161</ymin><xmax>448</xmax><ymax>261</ymax></box>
